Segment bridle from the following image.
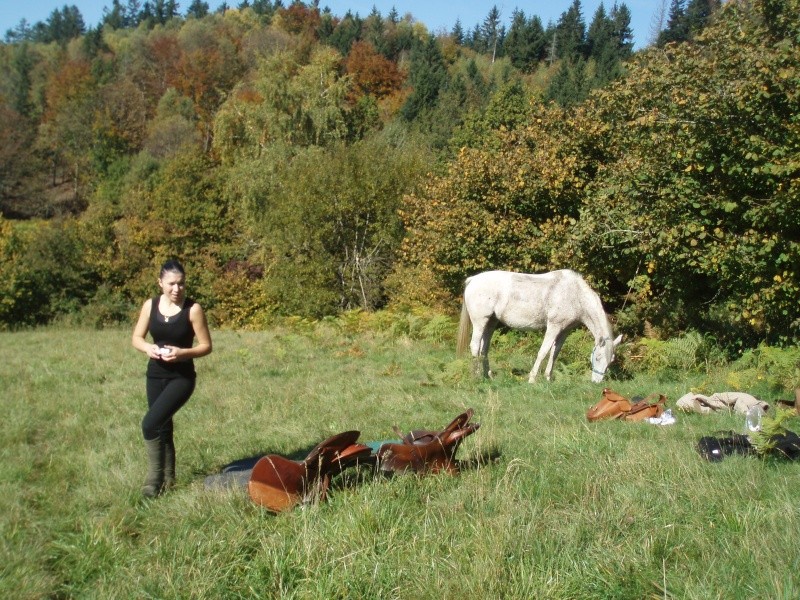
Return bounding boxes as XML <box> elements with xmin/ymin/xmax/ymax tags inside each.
<box><xmin>590</xmin><ymin>343</ymin><xmax>608</xmax><ymax>378</ymax></box>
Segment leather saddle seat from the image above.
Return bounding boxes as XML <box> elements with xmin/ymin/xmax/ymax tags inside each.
<box><xmin>248</xmin><ymin>430</ymin><xmax>372</xmax><ymax>512</ymax></box>
<box><xmin>377</xmin><ymin>409</ymin><xmax>480</xmax><ymax>474</ymax></box>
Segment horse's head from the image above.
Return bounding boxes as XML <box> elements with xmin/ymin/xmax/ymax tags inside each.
<box><xmin>591</xmin><ymin>335</ymin><xmax>623</xmax><ymax>382</ymax></box>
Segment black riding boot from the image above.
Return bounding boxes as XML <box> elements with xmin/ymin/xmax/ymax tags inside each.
<box><xmin>162</xmin><ymin>430</ymin><xmax>176</xmax><ymax>492</ymax></box>
<box><xmin>141</xmin><ymin>438</ymin><xmax>165</xmax><ymax>498</ymax></box>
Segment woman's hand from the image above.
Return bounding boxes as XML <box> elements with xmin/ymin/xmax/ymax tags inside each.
<box><xmin>159</xmin><ymin>346</ymin><xmax>180</xmax><ymax>362</ymax></box>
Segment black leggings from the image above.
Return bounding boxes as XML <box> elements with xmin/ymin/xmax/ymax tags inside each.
<box><xmin>143</xmin><ymin>376</ymin><xmax>196</xmax><ymax>441</ymax></box>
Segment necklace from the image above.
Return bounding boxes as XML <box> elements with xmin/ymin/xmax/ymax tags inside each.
<box><xmin>161</xmin><ymin>296</ymin><xmax>182</xmax><ymax>322</ymax></box>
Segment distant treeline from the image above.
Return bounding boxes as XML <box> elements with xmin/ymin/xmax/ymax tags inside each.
<box><xmin>1</xmin><ymin>0</ymin><xmax>798</xmax><ymax>352</ymax></box>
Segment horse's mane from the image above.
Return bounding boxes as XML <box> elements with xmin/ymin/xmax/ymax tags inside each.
<box><xmin>572</xmin><ymin>274</ymin><xmax>613</xmax><ymax>341</ymax></box>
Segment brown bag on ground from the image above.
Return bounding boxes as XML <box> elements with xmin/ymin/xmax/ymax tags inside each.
<box><xmin>587</xmin><ymin>389</ymin><xmax>667</xmax><ymax>422</ymax></box>
<box><xmin>587</xmin><ymin>388</ymin><xmax>632</xmax><ymax>421</ymax></box>
<box><xmin>623</xmin><ymin>393</ymin><xmax>666</xmax><ymax>421</ymax></box>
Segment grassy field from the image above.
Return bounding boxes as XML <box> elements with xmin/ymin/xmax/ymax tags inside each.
<box><xmin>1</xmin><ymin>320</ymin><xmax>799</xmax><ymax>599</ymax></box>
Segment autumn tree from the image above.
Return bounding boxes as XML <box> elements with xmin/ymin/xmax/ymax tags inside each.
<box><xmin>274</xmin><ymin>2</ymin><xmax>321</xmax><ymax>37</ymax></box>
<box><xmin>170</xmin><ymin>18</ymin><xmax>245</xmax><ymax>150</ymax></box>
<box><xmin>0</xmin><ymin>215</ymin><xmax>96</xmax><ymax>326</ymax></box>
<box><xmin>36</xmin><ymin>56</ymin><xmax>97</xmax><ymax>209</ymax></box>
<box><xmin>344</xmin><ymin>40</ymin><xmax>403</xmax><ymax>99</ymax></box>
<box><xmin>396</xmin><ymin>99</ymin><xmax>604</xmax><ymax>301</ymax></box>
<box><xmin>0</xmin><ymin>103</ymin><xmax>40</xmax><ymax>217</ymax></box>
<box><xmin>91</xmin><ymin>147</ymin><xmax>231</xmax><ymax>308</ymax></box>
<box><xmin>570</xmin><ymin>0</ymin><xmax>800</xmax><ymax>345</ymax></box>
<box><xmin>213</xmin><ymin>45</ymin><xmax>354</xmax><ymax>163</ymax></box>
<box><xmin>132</xmin><ymin>29</ymin><xmax>183</xmax><ymax>110</ymax></box>
<box><xmin>221</xmin><ymin>133</ymin><xmax>431</xmax><ymax>317</ymax></box>
<box><xmin>90</xmin><ymin>78</ymin><xmax>149</xmax><ymax>174</ymax></box>
<box><xmin>142</xmin><ymin>87</ymin><xmax>201</xmax><ymax>158</ymax></box>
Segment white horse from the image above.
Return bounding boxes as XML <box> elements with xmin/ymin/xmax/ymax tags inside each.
<box><xmin>456</xmin><ymin>270</ymin><xmax>622</xmax><ymax>382</ymax></box>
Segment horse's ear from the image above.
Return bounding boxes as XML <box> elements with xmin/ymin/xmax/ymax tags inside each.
<box><xmin>613</xmin><ymin>334</ymin><xmax>623</xmax><ymax>347</ymax></box>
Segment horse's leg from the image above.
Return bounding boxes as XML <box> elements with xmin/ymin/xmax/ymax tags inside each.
<box><xmin>544</xmin><ymin>330</ymin><xmax>569</xmax><ymax>381</ymax></box>
<box><xmin>481</xmin><ymin>320</ymin><xmax>498</xmax><ymax>378</ymax></box>
<box><xmin>470</xmin><ymin>317</ymin><xmax>496</xmax><ymax>378</ymax></box>
<box><xmin>529</xmin><ymin>325</ymin><xmax>561</xmax><ymax>383</ymax></box>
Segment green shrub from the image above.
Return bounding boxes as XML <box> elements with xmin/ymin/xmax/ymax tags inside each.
<box><xmin>620</xmin><ymin>331</ymin><xmax>725</xmax><ymax>377</ymax></box>
<box><xmin>729</xmin><ymin>344</ymin><xmax>800</xmax><ymax>393</ymax></box>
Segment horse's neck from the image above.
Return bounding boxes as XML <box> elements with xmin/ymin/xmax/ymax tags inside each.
<box><xmin>581</xmin><ymin>297</ymin><xmax>612</xmax><ymax>342</ymax></box>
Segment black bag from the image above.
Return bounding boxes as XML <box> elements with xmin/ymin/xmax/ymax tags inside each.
<box><xmin>697</xmin><ymin>432</ymin><xmax>754</xmax><ymax>462</ymax></box>
<box><xmin>697</xmin><ymin>430</ymin><xmax>800</xmax><ymax>462</ymax></box>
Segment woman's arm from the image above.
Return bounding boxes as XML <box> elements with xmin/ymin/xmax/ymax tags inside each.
<box><xmin>132</xmin><ymin>299</ymin><xmax>161</xmax><ymax>359</ymax></box>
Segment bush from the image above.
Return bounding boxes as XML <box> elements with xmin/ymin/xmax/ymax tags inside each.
<box><xmin>0</xmin><ymin>217</ymin><xmax>97</xmax><ymax>328</ymax></box>
<box><xmin>619</xmin><ymin>331</ymin><xmax>725</xmax><ymax>378</ymax></box>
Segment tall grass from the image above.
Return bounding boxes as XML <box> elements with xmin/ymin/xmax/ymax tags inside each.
<box><xmin>1</xmin><ymin>322</ymin><xmax>799</xmax><ymax>599</ymax></box>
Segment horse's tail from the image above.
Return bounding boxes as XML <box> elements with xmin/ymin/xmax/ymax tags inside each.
<box><xmin>456</xmin><ymin>290</ymin><xmax>472</xmax><ymax>357</ymax></box>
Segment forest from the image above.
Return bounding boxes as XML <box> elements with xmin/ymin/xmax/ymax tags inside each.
<box><xmin>0</xmin><ymin>0</ymin><xmax>798</xmax><ymax>351</ymax></box>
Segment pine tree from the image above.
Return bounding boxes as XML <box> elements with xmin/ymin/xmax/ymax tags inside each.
<box><xmin>250</xmin><ymin>0</ymin><xmax>276</xmax><ymax>16</ymax></box>
<box><xmin>44</xmin><ymin>5</ymin><xmax>86</xmax><ymax>43</ymax></box>
<box><xmin>186</xmin><ymin>0</ymin><xmax>209</xmax><ymax>19</ymax></box>
<box><xmin>658</xmin><ymin>0</ymin><xmax>688</xmax><ymax>45</ymax></box>
<box><xmin>328</xmin><ymin>11</ymin><xmax>362</xmax><ymax>55</ymax></box>
<box><xmin>468</xmin><ymin>24</ymin><xmax>483</xmax><ymax>53</ymax></box>
<box><xmin>611</xmin><ymin>3</ymin><xmax>634</xmax><ymax>58</ymax></box>
<box><xmin>139</xmin><ymin>1</ymin><xmax>154</xmax><ymax>24</ymax></box>
<box><xmin>103</xmin><ymin>0</ymin><xmax>126</xmax><ymax>29</ymax></box>
<box><xmin>125</xmin><ymin>0</ymin><xmax>141</xmax><ymax>27</ymax></box>
<box><xmin>482</xmin><ymin>6</ymin><xmax>502</xmax><ymax>62</ymax></box>
<box><xmin>545</xmin><ymin>57</ymin><xmax>590</xmax><ymax>107</ymax></box>
<box><xmin>8</xmin><ymin>42</ymin><xmax>35</xmax><ymax>117</ymax></box>
<box><xmin>556</xmin><ymin>0</ymin><xmax>587</xmax><ymax>61</ymax></box>
<box><xmin>587</xmin><ymin>4</ymin><xmax>620</xmax><ymax>86</ymax></box>
<box><xmin>504</xmin><ymin>9</ymin><xmax>546</xmax><ymax>72</ymax></box>
<box><xmin>451</xmin><ymin>19</ymin><xmax>464</xmax><ymax>45</ymax></box>
<box><xmin>363</xmin><ymin>7</ymin><xmax>387</xmax><ymax>56</ymax></box>
<box><xmin>165</xmin><ymin>0</ymin><xmax>180</xmax><ymax>21</ymax></box>
<box><xmin>685</xmin><ymin>0</ymin><xmax>720</xmax><ymax>35</ymax></box>
<box><xmin>586</xmin><ymin>4</ymin><xmax>611</xmax><ymax>59</ymax></box>
<box><xmin>401</xmin><ymin>35</ymin><xmax>448</xmax><ymax>121</ymax></box>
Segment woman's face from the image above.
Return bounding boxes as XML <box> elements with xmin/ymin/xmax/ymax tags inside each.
<box><xmin>159</xmin><ymin>270</ymin><xmax>186</xmax><ymax>304</ymax></box>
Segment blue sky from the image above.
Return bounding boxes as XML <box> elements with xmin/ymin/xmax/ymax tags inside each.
<box><xmin>2</xmin><ymin>0</ymin><xmax>662</xmax><ymax>49</ymax></box>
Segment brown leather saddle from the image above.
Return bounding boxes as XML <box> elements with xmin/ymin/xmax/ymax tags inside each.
<box><xmin>377</xmin><ymin>408</ymin><xmax>480</xmax><ymax>474</ymax></box>
<box><xmin>248</xmin><ymin>409</ymin><xmax>481</xmax><ymax>511</ymax></box>
<box><xmin>248</xmin><ymin>430</ymin><xmax>372</xmax><ymax>512</ymax></box>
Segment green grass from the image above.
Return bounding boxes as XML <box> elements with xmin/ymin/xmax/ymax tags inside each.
<box><xmin>1</xmin><ymin>324</ymin><xmax>799</xmax><ymax>599</ymax></box>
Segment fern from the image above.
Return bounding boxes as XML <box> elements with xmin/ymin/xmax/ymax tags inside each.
<box><xmin>750</xmin><ymin>407</ymin><xmax>799</xmax><ymax>457</ymax></box>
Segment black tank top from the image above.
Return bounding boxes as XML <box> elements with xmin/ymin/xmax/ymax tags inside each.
<box><xmin>147</xmin><ymin>296</ymin><xmax>197</xmax><ymax>379</ymax></box>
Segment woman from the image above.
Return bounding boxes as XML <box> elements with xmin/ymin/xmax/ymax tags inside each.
<box><xmin>132</xmin><ymin>259</ymin><xmax>212</xmax><ymax>497</ymax></box>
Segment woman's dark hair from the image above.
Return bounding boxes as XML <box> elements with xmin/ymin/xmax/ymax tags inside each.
<box><xmin>160</xmin><ymin>259</ymin><xmax>185</xmax><ymax>277</ymax></box>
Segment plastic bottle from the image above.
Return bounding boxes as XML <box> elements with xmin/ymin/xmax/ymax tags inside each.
<box><xmin>745</xmin><ymin>405</ymin><xmax>764</xmax><ymax>433</ymax></box>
